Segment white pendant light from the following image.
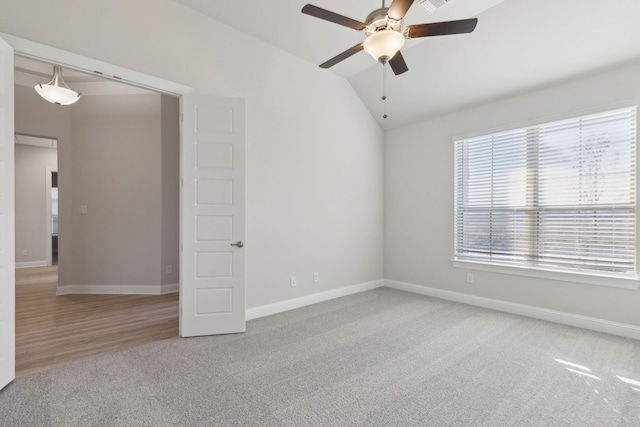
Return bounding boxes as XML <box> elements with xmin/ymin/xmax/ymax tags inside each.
<box><xmin>363</xmin><ymin>30</ymin><xmax>405</xmax><ymax>63</ymax></box>
<box><xmin>34</xmin><ymin>66</ymin><xmax>81</xmax><ymax>105</ymax></box>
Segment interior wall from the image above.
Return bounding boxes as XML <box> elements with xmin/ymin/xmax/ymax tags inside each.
<box><xmin>70</xmin><ymin>93</ymin><xmax>164</xmax><ymax>288</ymax></box>
<box><xmin>385</xmin><ymin>61</ymin><xmax>640</xmax><ymax>327</ymax></box>
<box><xmin>160</xmin><ymin>94</ymin><xmax>180</xmax><ymax>287</ymax></box>
<box><xmin>14</xmin><ymin>143</ymin><xmax>57</xmax><ymax>266</ymax></box>
<box><xmin>0</xmin><ymin>0</ymin><xmax>385</xmax><ymax>308</ymax></box>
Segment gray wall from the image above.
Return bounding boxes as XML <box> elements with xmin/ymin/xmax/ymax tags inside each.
<box><xmin>70</xmin><ymin>93</ymin><xmax>163</xmax><ymax>289</ymax></box>
<box><xmin>2</xmin><ymin>0</ymin><xmax>384</xmax><ymax>307</ymax></box>
<box><xmin>161</xmin><ymin>95</ymin><xmax>180</xmax><ymax>286</ymax></box>
<box><xmin>14</xmin><ymin>143</ymin><xmax>57</xmax><ymax>266</ymax></box>
<box><xmin>385</xmin><ymin>61</ymin><xmax>640</xmax><ymax>327</ymax></box>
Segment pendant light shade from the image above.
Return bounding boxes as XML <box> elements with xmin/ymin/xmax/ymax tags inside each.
<box><xmin>363</xmin><ymin>30</ymin><xmax>405</xmax><ymax>63</ymax></box>
<box><xmin>34</xmin><ymin>66</ymin><xmax>81</xmax><ymax>105</ymax></box>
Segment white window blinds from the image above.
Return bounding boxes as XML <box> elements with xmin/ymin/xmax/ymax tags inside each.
<box><xmin>454</xmin><ymin>107</ymin><xmax>637</xmax><ymax>277</ymax></box>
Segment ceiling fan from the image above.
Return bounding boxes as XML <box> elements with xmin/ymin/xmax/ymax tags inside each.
<box><xmin>302</xmin><ymin>0</ymin><xmax>478</xmax><ymax>75</ymax></box>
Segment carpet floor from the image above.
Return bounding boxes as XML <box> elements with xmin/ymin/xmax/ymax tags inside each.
<box><xmin>1</xmin><ymin>287</ymin><xmax>639</xmax><ymax>426</ymax></box>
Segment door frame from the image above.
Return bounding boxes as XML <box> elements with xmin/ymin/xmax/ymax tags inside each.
<box><xmin>14</xmin><ymin>133</ymin><xmax>58</xmax><ymax>267</ymax></box>
<box><xmin>1</xmin><ymin>32</ymin><xmax>195</xmax><ymax>277</ymax></box>
<box><xmin>0</xmin><ymin>34</ymin><xmax>15</xmax><ymax>391</ymax></box>
<box><xmin>1</xmin><ymin>33</ymin><xmax>192</xmax><ymax>97</ymax></box>
<box><xmin>0</xmin><ymin>32</ymin><xmax>246</xmax><ymax>378</ymax></box>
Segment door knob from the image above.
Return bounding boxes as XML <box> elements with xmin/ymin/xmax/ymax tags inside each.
<box><xmin>230</xmin><ymin>241</ymin><xmax>244</xmax><ymax>248</ymax></box>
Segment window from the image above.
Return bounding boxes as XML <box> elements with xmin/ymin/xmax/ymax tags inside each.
<box><xmin>454</xmin><ymin>107</ymin><xmax>637</xmax><ymax>283</ymax></box>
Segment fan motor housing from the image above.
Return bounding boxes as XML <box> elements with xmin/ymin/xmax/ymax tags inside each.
<box><xmin>364</xmin><ymin>8</ymin><xmax>402</xmax><ymax>36</ymax></box>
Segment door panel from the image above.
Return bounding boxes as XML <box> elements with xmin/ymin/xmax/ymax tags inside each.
<box><xmin>180</xmin><ymin>95</ymin><xmax>246</xmax><ymax>337</ymax></box>
<box><xmin>0</xmin><ymin>37</ymin><xmax>15</xmax><ymax>390</ymax></box>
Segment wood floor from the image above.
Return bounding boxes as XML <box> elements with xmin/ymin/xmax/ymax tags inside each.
<box><xmin>15</xmin><ymin>266</ymin><xmax>179</xmax><ymax>377</ymax></box>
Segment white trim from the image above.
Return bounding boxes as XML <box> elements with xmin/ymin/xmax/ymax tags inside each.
<box><xmin>14</xmin><ymin>69</ymin><xmax>156</xmax><ymax>96</ymax></box>
<box><xmin>0</xmin><ymin>35</ymin><xmax>16</xmax><ymax>391</ymax></box>
<box><xmin>15</xmin><ymin>260</ymin><xmax>47</xmax><ymax>269</ymax></box>
<box><xmin>246</xmin><ymin>280</ymin><xmax>384</xmax><ymax>321</ymax></box>
<box><xmin>1</xmin><ymin>32</ymin><xmax>192</xmax><ymax>96</ymax></box>
<box><xmin>161</xmin><ymin>283</ymin><xmax>179</xmax><ymax>294</ymax></box>
<box><xmin>452</xmin><ymin>259</ymin><xmax>640</xmax><ymax>290</ymax></box>
<box><xmin>14</xmin><ymin>134</ymin><xmax>57</xmax><ymax>149</ymax></box>
<box><xmin>57</xmin><ymin>283</ymin><xmax>178</xmax><ymax>295</ymax></box>
<box><xmin>385</xmin><ymin>279</ymin><xmax>640</xmax><ymax>341</ymax></box>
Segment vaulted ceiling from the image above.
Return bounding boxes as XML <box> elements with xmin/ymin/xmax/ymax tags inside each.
<box><xmin>14</xmin><ymin>1</ymin><xmax>640</xmax><ymax>131</ymax></box>
<box><xmin>173</xmin><ymin>0</ymin><xmax>640</xmax><ymax>130</ymax></box>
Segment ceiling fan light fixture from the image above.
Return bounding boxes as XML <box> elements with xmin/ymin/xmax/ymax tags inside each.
<box><xmin>34</xmin><ymin>66</ymin><xmax>81</xmax><ymax>105</ymax></box>
<box><xmin>363</xmin><ymin>30</ymin><xmax>405</xmax><ymax>63</ymax></box>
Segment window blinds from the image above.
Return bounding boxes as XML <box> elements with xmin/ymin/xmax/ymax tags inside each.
<box><xmin>454</xmin><ymin>107</ymin><xmax>637</xmax><ymax>277</ymax></box>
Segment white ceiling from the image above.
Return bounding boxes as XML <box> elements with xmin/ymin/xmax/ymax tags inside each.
<box><xmin>173</xmin><ymin>0</ymin><xmax>640</xmax><ymax>130</ymax></box>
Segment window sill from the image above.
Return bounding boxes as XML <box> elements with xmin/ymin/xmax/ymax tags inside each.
<box><xmin>451</xmin><ymin>259</ymin><xmax>639</xmax><ymax>290</ymax></box>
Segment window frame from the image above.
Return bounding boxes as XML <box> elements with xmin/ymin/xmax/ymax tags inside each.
<box><xmin>452</xmin><ymin>104</ymin><xmax>640</xmax><ymax>290</ymax></box>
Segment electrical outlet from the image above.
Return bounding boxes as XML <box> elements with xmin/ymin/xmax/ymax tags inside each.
<box><xmin>21</xmin><ymin>249</ymin><xmax>28</xmax><ymax>257</ymax></box>
<box><xmin>290</xmin><ymin>275</ymin><xmax>297</xmax><ymax>287</ymax></box>
<box><xmin>313</xmin><ymin>272</ymin><xmax>319</xmax><ymax>283</ymax></box>
<box><xmin>165</xmin><ymin>265</ymin><xmax>173</xmax><ymax>274</ymax></box>
<box><xmin>466</xmin><ymin>273</ymin><xmax>474</xmax><ymax>284</ymax></box>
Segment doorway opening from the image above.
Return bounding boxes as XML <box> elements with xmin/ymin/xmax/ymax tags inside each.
<box><xmin>14</xmin><ymin>133</ymin><xmax>57</xmax><ymax>269</ymax></box>
<box><xmin>13</xmin><ymin>55</ymin><xmax>182</xmax><ymax>376</ymax></box>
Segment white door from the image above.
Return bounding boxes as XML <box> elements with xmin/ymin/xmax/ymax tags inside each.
<box><xmin>0</xmin><ymin>37</ymin><xmax>15</xmax><ymax>390</ymax></box>
<box><xmin>180</xmin><ymin>95</ymin><xmax>246</xmax><ymax>337</ymax></box>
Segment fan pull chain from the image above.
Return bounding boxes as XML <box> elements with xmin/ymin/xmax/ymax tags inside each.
<box><xmin>382</xmin><ymin>62</ymin><xmax>388</xmax><ymax>119</ymax></box>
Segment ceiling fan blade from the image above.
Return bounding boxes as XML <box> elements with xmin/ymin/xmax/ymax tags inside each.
<box><xmin>388</xmin><ymin>51</ymin><xmax>409</xmax><ymax>75</ymax></box>
<box><xmin>302</xmin><ymin>5</ymin><xmax>366</xmax><ymax>31</ymax></box>
<box><xmin>319</xmin><ymin>43</ymin><xmax>364</xmax><ymax>69</ymax></box>
<box><xmin>406</xmin><ymin>18</ymin><xmax>478</xmax><ymax>38</ymax></box>
<box><xmin>387</xmin><ymin>0</ymin><xmax>414</xmax><ymax>21</ymax></box>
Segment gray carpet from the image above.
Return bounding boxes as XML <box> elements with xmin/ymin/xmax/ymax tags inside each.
<box><xmin>1</xmin><ymin>288</ymin><xmax>639</xmax><ymax>426</ymax></box>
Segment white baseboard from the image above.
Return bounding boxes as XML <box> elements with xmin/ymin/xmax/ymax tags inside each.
<box><xmin>385</xmin><ymin>279</ymin><xmax>640</xmax><ymax>341</ymax></box>
<box><xmin>246</xmin><ymin>279</ymin><xmax>385</xmax><ymax>321</ymax></box>
<box><xmin>161</xmin><ymin>283</ymin><xmax>179</xmax><ymax>294</ymax></box>
<box><xmin>15</xmin><ymin>260</ymin><xmax>48</xmax><ymax>269</ymax></box>
<box><xmin>57</xmin><ymin>283</ymin><xmax>178</xmax><ymax>295</ymax></box>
